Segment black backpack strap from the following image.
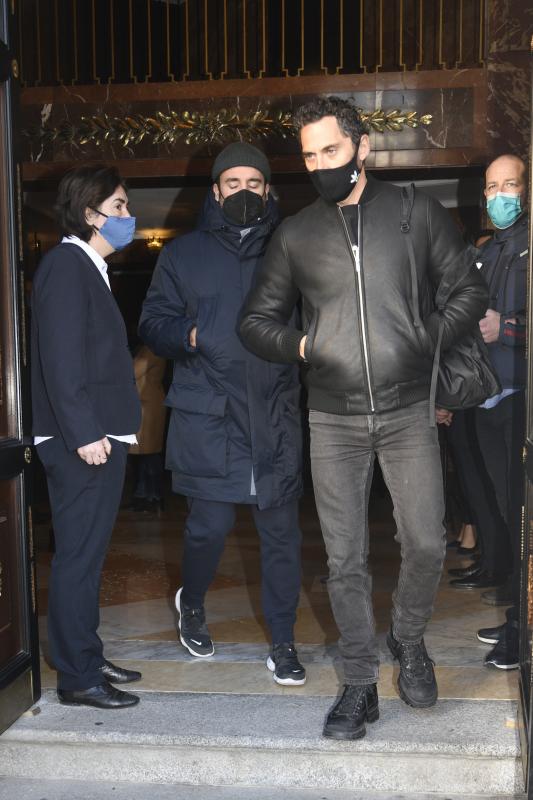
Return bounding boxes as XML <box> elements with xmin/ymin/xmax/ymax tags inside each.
<box><xmin>400</xmin><ymin>183</ymin><xmax>415</xmax><ymax>233</ymax></box>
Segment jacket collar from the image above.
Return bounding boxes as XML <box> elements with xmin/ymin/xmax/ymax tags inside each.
<box><xmin>492</xmin><ymin>212</ymin><xmax>528</xmax><ymax>244</ymax></box>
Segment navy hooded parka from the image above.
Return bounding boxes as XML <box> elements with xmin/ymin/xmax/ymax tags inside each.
<box><xmin>139</xmin><ymin>189</ymin><xmax>303</xmax><ymax>510</ymax></box>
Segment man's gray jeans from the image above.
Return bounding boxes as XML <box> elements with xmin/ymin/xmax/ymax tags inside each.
<box><xmin>309</xmin><ymin>401</ymin><xmax>446</xmax><ymax>685</ymax></box>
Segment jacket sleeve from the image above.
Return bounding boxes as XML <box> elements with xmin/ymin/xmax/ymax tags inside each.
<box><xmin>499</xmin><ymin>317</ymin><xmax>527</xmax><ymax>348</ymax></box>
<box><xmin>32</xmin><ymin>254</ymin><xmax>105</xmax><ymax>450</ymax></box>
<box><xmin>138</xmin><ymin>246</ymin><xmax>197</xmax><ymax>358</ymax></box>
<box><xmin>240</xmin><ymin>224</ymin><xmax>304</xmax><ymax>363</ymax></box>
<box><xmin>425</xmin><ymin>197</ymin><xmax>489</xmax><ymax>352</ymax></box>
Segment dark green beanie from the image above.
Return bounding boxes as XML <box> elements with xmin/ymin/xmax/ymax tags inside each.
<box><xmin>211</xmin><ymin>142</ymin><xmax>271</xmax><ymax>184</ymax></box>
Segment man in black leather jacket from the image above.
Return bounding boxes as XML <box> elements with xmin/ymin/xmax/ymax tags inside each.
<box><xmin>473</xmin><ymin>155</ymin><xmax>528</xmax><ymax>671</ymax></box>
<box><xmin>240</xmin><ymin>97</ymin><xmax>488</xmax><ymax>739</ymax></box>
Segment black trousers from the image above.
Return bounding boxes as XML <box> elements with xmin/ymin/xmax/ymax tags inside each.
<box><xmin>445</xmin><ymin>409</ymin><xmax>508</xmax><ymax>572</ymax></box>
<box><xmin>181</xmin><ymin>498</ymin><xmax>302</xmax><ymax>644</ymax></box>
<box><xmin>37</xmin><ymin>437</ymin><xmax>128</xmax><ymax>691</ymax></box>
<box><xmin>475</xmin><ymin>391</ymin><xmax>526</xmax><ymax>602</ymax></box>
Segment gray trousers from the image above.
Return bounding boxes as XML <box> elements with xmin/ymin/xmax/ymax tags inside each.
<box><xmin>309</xmin><ymin>401</ymin><xmax>446</xmax><ymax>685</ymax></box>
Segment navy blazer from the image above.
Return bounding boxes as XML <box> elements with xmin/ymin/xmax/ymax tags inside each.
<box><xmin>31</xmin><ymin>243</ymin><xmax>141</xmax><ymax>451</ymax></box>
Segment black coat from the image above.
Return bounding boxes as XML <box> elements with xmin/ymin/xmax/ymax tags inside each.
<box><xmin>138</xmin><ymin>191</ymin><xmax>303</xmax><ymax>510</ymax></box>
<box><xmin>240</xmin><ymin>174</ymin><xmax>489</xmax><ymax>415</ymax></box>
<box><xmin>477</xmin><ymin>214</ymin><xmax>527</xmax><ymax>390</ymax></box>
<box><xmin>31</xmin><ymin>243</ymin><xmax>141</xmax><ymax>450</ymax></box>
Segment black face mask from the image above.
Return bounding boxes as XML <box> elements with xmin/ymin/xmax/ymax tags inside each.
<box><xmin>220</xmin><ymin>189</ymin><xmax>266</xmax><ymax>226</ymax></box>
<box><xmin>308</xmin><ymin>146</ymin><xmax>361</xmax><ymax>204</ymax></box>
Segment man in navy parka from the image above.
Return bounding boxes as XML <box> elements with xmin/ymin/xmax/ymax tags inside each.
<box><xmin>139</xmin><ymin>143</ymin><xmax>306</xmax><ymax>686</ymax></box>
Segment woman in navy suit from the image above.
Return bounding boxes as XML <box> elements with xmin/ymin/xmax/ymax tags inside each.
<box><xmin>31</xmin><ymin>166</ymin><xmax>142</xmax><ymax>709</ymax></box>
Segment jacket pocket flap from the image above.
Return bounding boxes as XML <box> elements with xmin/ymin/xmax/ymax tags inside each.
<box><xmin>165</xmin><ymin>384</ymin><xmax>227</xmax><ymax>416</ymax></box>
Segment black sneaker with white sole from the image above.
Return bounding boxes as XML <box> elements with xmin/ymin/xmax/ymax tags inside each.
<box><xmin>175</xmin><ymin>587</ymin><xmax>214</xmax><ymax>658</ymax></box>
<box><xmin>267</xmin><ymin>642</ymin><xmax>306</xmax><ymax>686</ymax></box>
<box><xmin>477</xmin><ymin>622</ymin><xmax>505</xmax><ymax>645</ymax></box>
<box><xmin>483</xmin><ymin>620</ymin><xmax>519</xmax><ymax>670</ymax></box>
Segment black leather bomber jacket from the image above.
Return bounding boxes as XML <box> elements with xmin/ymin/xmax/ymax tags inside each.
<box><xmin>240</xmin><ymin>174</ymin><xmax>489</xmax><ymax>415</ymax></box>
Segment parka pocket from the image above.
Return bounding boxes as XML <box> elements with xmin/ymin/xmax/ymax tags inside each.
<box><xmin>195</xmin><ymin>296</ymin><xmax>218</xmax><ymax>354</ymax></box>
<box><xmin>165</xmin><ymin>383</ymin><xmax>228</xmax><ymax>477</ymax></box>
<box><xmin>277</xmin><ymin>386</ymin><xmax>303</xmax><ymax>476</ymax></box>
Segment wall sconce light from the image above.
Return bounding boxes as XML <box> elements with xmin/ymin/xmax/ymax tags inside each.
<box><xmin>146</xmin><ymin>235</ymin><xmax>163</xmax><ymax>250</ymax></box>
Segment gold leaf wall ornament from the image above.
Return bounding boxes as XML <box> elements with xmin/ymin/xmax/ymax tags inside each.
<box><xmin>23</xmin><ymin>108</ymin><xmax>432</xmax><ymax>151</ymax></box>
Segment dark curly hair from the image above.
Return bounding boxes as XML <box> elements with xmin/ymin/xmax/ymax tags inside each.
<box><xmin>55</xmin><ymin>165</ymin><xmax>126</xmax><ymax>242</ymax></box>
<box><xmin>293</xmin><ymin>96</ymin><xmax>368</xmax><ymax>146</ymax></box>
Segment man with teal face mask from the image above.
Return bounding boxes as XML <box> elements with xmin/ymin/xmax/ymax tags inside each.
<box><xmin>473</xmin><ymin>154</ymin><xmax>528</xmax><ymax>670</ymax></box>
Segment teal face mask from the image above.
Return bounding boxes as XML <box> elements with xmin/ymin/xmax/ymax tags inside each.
<box><xmin>486</xmin><ymin>192</ymin><xmax>522</xmax><ymax>230</ymax></box>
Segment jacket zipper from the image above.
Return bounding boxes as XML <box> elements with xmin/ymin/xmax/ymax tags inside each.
<box><xmin>337</xmin><ymin>207</ymin><xmax>375</xmax><ymax>412</ymax></box>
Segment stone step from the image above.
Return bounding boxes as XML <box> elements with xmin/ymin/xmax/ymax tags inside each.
<box><xmin>0</xmin><ymin>690</ymin><xmax>523</xmax><ymax>795</ymax></box>
<box><xmin>0</xmin><ymin>778</ymin><xmax>524</xmax><ymax>800</ymax></box>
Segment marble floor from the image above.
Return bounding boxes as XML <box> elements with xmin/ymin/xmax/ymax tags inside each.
<box><xmin>34</xmin><ymin>475</ymin><xmax>517</xmax><ymax>702</ymax></box>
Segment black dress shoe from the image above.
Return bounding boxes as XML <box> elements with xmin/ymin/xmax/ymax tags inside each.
<box><xmin>457</xmin><ymin>545</ymin><xmax>478</xmax><ymax>556</ymax></box>
<box><xmin>323</xmin><ymin>684</ymin><xmax>379</xmax><ymax>740</ymax></box>
<box><xmin>58</xmin><ymin>681</ymin><xmax>140</xmax><ymax>709</ymax></box>
<box><xmin>446</xmin><ymin>539</ymin><xmax>461</xmax><ymax>549</ymax></box>
<box><xmin>481</xmin><ymin>583</ymin><xmax>514</xmax><ymax>606</ymax></box>
<box><xmin>100</xmin><ymin>659</ymin><xmax>142</xmax><ymax>684</ymax></box>
<box><xmin>449</xmin><ymin>569</ymin><xmax>507</xmax><ymax>590</ymax></box>
<box><xmin>448</xmin><ymin>560</ymin><xmax>482</xmax><ymax>578</ymax></box>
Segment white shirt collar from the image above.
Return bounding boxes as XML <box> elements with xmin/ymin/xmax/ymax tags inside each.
<box><xmin>62</xmin><ymin>235</ymin><xmax>110</xmax><ymax>289</ymax></box>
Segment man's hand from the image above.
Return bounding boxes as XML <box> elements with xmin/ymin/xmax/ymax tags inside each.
<box><xmin>436</xmin><ymin>408</ymin><xmax>453</xmax><ymax>426</ymax></box>
<box><xmin>299</xmin><ymin>336</ymin><xmax>307</xmax><ymax>360</ymax></box>
<box><xmin>189</xmin><ymin>326</ymin><xmax>197</xmax><ymax>348</ymax></box>
<box><xmin>77</xmin><ymin>437</ymin><xmax>112</xmax><ymax>465</ymax></box>
<box><xmin>479</xmin><ymin>309</ymin><xmax>501</xmax><ymax>344</ymax></box>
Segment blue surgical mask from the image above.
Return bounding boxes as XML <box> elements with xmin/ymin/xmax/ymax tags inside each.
<box><xmin>92</xmin><ymin>208</ymin><xmax>136</xmax><ymax>251</ymax></box>
<box><xmin>486</xmin><ymin>192</ymin><xmax>522</xmax><ymax>230</ymax></box>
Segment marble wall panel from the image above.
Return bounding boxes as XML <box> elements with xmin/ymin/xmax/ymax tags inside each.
<box><xmin>486</xmin><ymin>0</ymin><xmax>532</xmax><ymax>160</ymax></box>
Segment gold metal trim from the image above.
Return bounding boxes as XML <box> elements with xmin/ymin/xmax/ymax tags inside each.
<box><xmin>145</xmin><ymin>0</ymin><xmax>152</xmax><ymax>83</ymax></box>
<box><xmin>438</xmin><ymin>0</ymin><xmax>446</xmax><ymax>68</ymax></box>
<box><xmin>260</xmin><ymin>0</ymin><xmax>266</xmax><ymax>78</ymax></box>
<box><xmin>456</xmin><ymin>0</ymin><xmax>464</xmax><ymax>67</ymax></box>
<box><xmin>416</xmin><ymin>0</ymin><xmax>423</xmax><ymax>70</ymax></box>
<box><xmin>54</xmin><ymin>0</ymin><xmax>60</xmax><ymax>83</ymax></box>
<box><xmin>183</xmin><ymin>0</ymin><xmax>190</xmax><ymax>80</ymax></box>
<box><xmin>110</xmin><ymin>0</ymin><xmax>116</xmax><ymax>83</ymax></box>
<box><xmin>219</xmin><ymin>0</ymin><xmax>228</xmax><ymax>80</ymax></box>
<box><xmin>24</xmin><ymin>107</ymin><xmax>433</xmax><ymax>150</ymax></box>
<box><xmin>336</xmin><ymin>0</ymin><xmax>344</xmax><ymax>75</ymax></box>
<box><xmin>204</xmin><ymin>0</ymin><xmax>212</xmax><ymax>80</ymax></box>
<box><xmin>281</xmin><ymin>0</ymin><xmax>288</xmax><ymax>77</ymax></box>
<box><xmin>35</xmin><ymin>0</ymin><xmax>42</xmax><ymax>86</ymax></box>
<box><xmin>166</xmin><ymin>0</ymin><xmax>174</xmax><ymax>82</ymax></box>
<box><xmin>11</xmin><ymin>59</ymin><xmax>19</xmax><ymax>79</ymax></box>
<box><xmin>72</xmin><ymin>0</ymin><xmax>79</xmax><ymax>85</ymax></box>
<box><xmin>297</xmin><ymin>0</ymin><xmax>304</xmax><ymax>76</ymax></box>
<box><xmin>129</xmin><ymin>0</ymin><xmax>136</xmax><ymax>83</ymax></box>
<box><xmin>92</xmin><ymin>0</ymin><xmax>98</xmax><ymax>83</ymax></box>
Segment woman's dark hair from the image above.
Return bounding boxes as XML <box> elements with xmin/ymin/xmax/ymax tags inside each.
<box><xmin>293</xmin><ymin>96</ymin><xmax>368</xmax><ymax>146</ymax></box>
<box><xmin>54</xmin><ymin>165</ymin><xmax>126</xmax><ymax>242</ymax></box>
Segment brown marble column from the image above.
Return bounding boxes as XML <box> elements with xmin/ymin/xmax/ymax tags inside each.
<box><xmin>486</xmin><ymin>0</ymin><xmax>532</xmax><ymax>161</ymax></box>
